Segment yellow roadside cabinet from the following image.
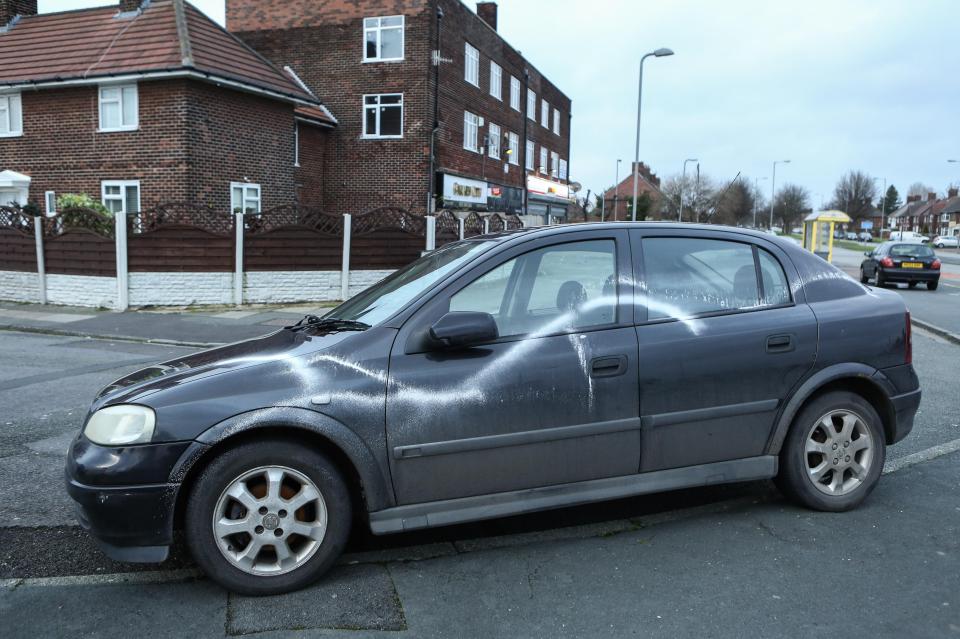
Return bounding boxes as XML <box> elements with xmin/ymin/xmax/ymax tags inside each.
<box><xmin>802</xmin><ymin>210</ymin><xmax>852</xmax><ymax>262</ymax></box>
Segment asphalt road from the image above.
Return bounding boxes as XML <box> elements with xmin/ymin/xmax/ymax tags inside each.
<box><xmin>1</xmin><ymin>328</ymin><xmax>958</xmax><ymax>637</ymax></box>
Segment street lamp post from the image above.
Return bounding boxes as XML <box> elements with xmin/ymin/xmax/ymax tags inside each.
<box><xmin>631</xmin><ymin>47</ymin><xmax>674</xmax><ymax>222</ymax></box>
<box><xmin>873</xmin><ymin>177</ymin><xmax>887</xmax><ymax>239</ymax></box>
<box><xmin>609</xmin><ymin>159</ymin><xmax>622</xmax><ymax>222</ymax></box>
<box><xmin>949</xmin><ymin>160</ymin><xmax>958</xmax><ymax>250</ymax></box>
<box><xmin>679</xmin><ymin>158</ymin><xmax>697</xmax><ymax>222</ymax></box>
<box><xmin>769</xmin><ymin>159</ymin><xmax>791</xmax><ymax>230</ymax></box>
<box><xmin>753</xmin><ymin>176</ymin><xmax>767</xmax><ymax>227</ymax></box>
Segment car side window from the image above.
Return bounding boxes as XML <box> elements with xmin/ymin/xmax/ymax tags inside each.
<box><xmin>642</xmin><ymin>237</ymin><xmax>760</xmax><ymax>320</ymax></box>
<box><xmin>758</xmin><ymin>249</ymin><xmax>791</xmax><ymax>306</ymax></box>
<box><xmin>450</xmin><ymin>239</ymin><xmax>617</xmax><ymax>337</ymax></box>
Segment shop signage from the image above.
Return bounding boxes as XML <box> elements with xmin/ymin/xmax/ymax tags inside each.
<box><xmin>526</xmin><ymin>175</ymin><xmax>571</xmax><ymax>200</ymax></box>
<box><xmin>442</xmin><ymin>174</ymin><xmax>487</xmax><ymax>205</ymax></box>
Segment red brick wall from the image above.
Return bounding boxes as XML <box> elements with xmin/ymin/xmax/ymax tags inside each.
<box><xmin>227</xmin><ymin>0</ymin><xmax>427</xmax><ymax>32</ymax></box>
<box><xmin>295</xmin><ymin>123</ymin><xmax>328</xmax><ymax>207</ymax></box>
<box><xmin>0</xmin><ymin>78</ymin><xmax>325</xmax><ymax>211</ymax></box>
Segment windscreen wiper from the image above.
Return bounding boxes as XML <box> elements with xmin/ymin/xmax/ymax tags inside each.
<box><xmin>286</xmin><ymin>315</ymin><xmax>371</xmax><ymax>332</ymax></box>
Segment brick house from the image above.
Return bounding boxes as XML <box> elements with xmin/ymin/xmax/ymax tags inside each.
<box><xmin>598</xmin><ymin>162</ymin><xmax>661</xmax><ymax>221</ymax></box>
<box><xmin>0</xmin><ymin>0</ymin><xmax>335</xmax><ymax>215</ymax></box>
<box><xmin>227</xmin><ymin>0</ymin><xmax>573</xmax><ymax>222</ymax></box>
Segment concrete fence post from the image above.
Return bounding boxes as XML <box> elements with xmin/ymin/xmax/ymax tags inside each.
<box><xmin>483</xmin><ymin>217</ymin><xmax>490</xmax><ymax>234</ymax></box>
<box><xmin>114</xmin><ymin>212</ymin><xmax>129</xmax><ymax>311</ymax></box>
<box><xmin>33</xmin><ymin>216</ymin><xmax>46</xmax><ymax>304</ymax></box>
<box><xmin>234</xmin><ymin>212</ymin><xmax>244</xmax><ymax>306</ymax></box>
<box><xmin>340</xmin><ymin>214</ymin><xmax>352</xmax><ymax>301</ymax></box>
<box><xmin>425</xmin><ymin>215</ymin><xmax>436</xmax><ymax>251</ymax></box>
<box><xmin>458</xmin><ymin>217</ymin><xmax>465</xmax><ymax>240</ymax></box>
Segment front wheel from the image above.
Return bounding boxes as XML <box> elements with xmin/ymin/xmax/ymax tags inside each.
<box><xmin>859</xmin><ymin>269</ymin><xmax>868</xmax><ymax>284</ymax></box>
<box><xmin>185</xmin><ymin>439</ymin><xmax>352</xmax><ymax>595</ymax></box>
<box><xmin>776</xmin><ymin>391</ymin><xmax>885</xmax><ymax>512</ymax></box>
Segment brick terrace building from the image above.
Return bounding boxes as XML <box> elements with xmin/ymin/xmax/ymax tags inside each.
<box><xmin>0</xmin><ymin>0</ymin><xmax>335</xmax><ymax>214</ymax></box>
<box><xmin>598</xmin><ymin>162</ymin><xmax>661</xmax><ymax>221</ymax></box>
<box><xmin>228</xmin><ymin>0</ymin><xmax>574</xmax><ymax>222</ymax></box>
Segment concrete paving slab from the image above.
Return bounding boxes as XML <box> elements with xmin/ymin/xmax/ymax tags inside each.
<box><xmin>227</xmin><ymin>563</ymin><xmax>406</xmax><ymax>634</ymax></box>
<box><xmin>0</xmin><ymin>308</ymin><xmax>95</xmax><ymax>323</ymax></box>
<box><xmin>0</xmin><ymin>579</ymin><xmax>226</xmax><ymax>639</ymax></box>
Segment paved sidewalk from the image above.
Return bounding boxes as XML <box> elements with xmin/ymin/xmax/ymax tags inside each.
<box><xmin>0</xmin><ymin>301</ymin><xmax>335</xmax><ymax>346</ymax></box>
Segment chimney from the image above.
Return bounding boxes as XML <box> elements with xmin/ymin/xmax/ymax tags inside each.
<box><xmin>0</xmin><ymin>0</ymin><xmax>36</xmax><ymax>26</ymax></box>
<box><xmin>948</xmin><ymin>188</ymin><xmax>958</xmax><ymax>198</ymax></box>
<box><xmin>906</xmin><ymin>195</ymin><xmax>918</xmax><ymax>203</ymax></box>
<box><xmin>927</xmin><ymin>192</ymin><xmax>937</xmax><ymax>202</ymax></box>
<box><xmin>118</xmin><ymin>0</ymin><xmax>143</xmax><ymax>13</ymax></box>
<box><xmin>476</xmin><ymin>2</ymin><xmax>497</xmax><ymax>30</ymax></box>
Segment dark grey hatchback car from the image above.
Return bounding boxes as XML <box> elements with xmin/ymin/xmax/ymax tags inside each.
<box><xmin>66</xmin><ymin>223</ymin><xmax>921</xmax><ymax>595</ymax></box>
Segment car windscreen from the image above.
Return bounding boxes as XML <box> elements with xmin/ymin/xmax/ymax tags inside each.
<box><xmin>889</xmin><ymin>244</ymin><xmax>934</xmax><ymax>258</ymax></box>
<box><xmin>325</xmin><ymin>240</ymin><xmax>498</xmax><ymax>326</ymax></box>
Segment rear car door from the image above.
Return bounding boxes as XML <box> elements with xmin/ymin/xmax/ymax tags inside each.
<box><xmin>385</xmin><ymin>229</ymin><xmax>640</xmax><ymax>505</ymax></box>
<box><xmin>631</xmin><ymin>229</ymin><xmax>817</xmax><ymax>472</ymax></box>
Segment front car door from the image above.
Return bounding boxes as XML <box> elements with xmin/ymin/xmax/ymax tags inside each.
<box><xmin>631</xmin><ymin>229</ymin><xmax>817</xmax><ymax>472</ymax></box>
<box><xmin>385</xmin><ymin>229</ymin><xmax>641</xmax><ymax>505</ymax></box>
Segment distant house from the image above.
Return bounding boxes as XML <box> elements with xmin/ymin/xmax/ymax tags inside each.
<box><xmin>0</xmin><ymin>0</ymin><xmax>335</xmax><ymax>214</ymax></box>
<box><xmin>598</xmin><ymin>162</ymin><xmax>661</xmax><ymax>220</ymax></box>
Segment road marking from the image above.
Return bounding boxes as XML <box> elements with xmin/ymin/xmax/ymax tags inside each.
<box><xmin>883</xmin><ymin>438</ymin><xmax>960</xmax><ymax>475</ymax></box>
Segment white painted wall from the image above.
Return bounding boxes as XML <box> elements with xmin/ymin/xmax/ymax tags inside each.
<box><xmin>0</xmin><ymin>270</ymin><xmax>40</xmax><ymax>303</ymax></box>
<box><xmin>128</xmin><ymin>272</ymin><xmax>235</xmax><ymax>306</ymax></box>
<box><xmin>244</xmin><ymin>271</ymin><xmax>342</xmax><ymax>304</ymax></box>
<box><xmin>347</xmin><ymin>269</ymin><xmax>394</xmax><ymax>298</ymax></box>
<box><xmin>46</xmin><ymin>274</ymin><xmax>117</xmax><ymax>308</ymax></box>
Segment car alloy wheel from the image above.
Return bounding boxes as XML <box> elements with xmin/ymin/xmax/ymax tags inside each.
<box><xmin>213</xmin><ymin>465</ymin><xmax>328</xmax><ymax>576</ymax></box>
<box><xmin>803</xmin><ymin>409</ymin><xmax>874</xmax><ymax>497</ymax></box>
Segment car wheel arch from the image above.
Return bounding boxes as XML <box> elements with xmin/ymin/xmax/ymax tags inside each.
<box><xmin>766</xmin><ymin>365</ymin><xmax>898</xmax><ymax>454</ymax></box>
<box><xmin>169</xmin><ymin>407</ymin><xmax>394</xmax><ymax>532</ymax></box>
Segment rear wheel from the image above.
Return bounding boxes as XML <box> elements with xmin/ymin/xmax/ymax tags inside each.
<box><xmin>185</xmin><ymin>439</ymin><xmax>352</xmax><ymax>595</ymax></box>
<box><xmin>776</xmin><ymin>391</ymin><xmax>885</xmax><ymax>512</ymax></box>
<box><xmin>928</xmin><ymin>280</ymin><xmax>938</xmax><ymax>291</ymax></box>
<box><xmin>875</xmin><ymin>272</ymin><xmax>885</xmax><ymax>287</ymax></box>
<box><xmin>859</xmin><ymin>269</ymin><xmax>868</xmax><ymax>284</ymax></box>
<box><xmin>907</xmin><ymin>281</ymin><xmax>917</xmax><ymax>289</ymax></box>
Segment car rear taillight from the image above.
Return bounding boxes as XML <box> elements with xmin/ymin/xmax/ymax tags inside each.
<box><xmin>905</xmin><ymin>311</ymin><xmax>912</xmax><ymax>365</ymax></box>
<box><xmin>931</xmin><ymin>259</ymin><xmax>941</xmax><ymax>270</ymax></box>
<box><xmin>881</xmin><ymin>257</ymin><xmax>894</xmax><ymax>268</ymax></box>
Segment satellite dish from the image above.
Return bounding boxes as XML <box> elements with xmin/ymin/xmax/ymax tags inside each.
<box><xmin>569</xmin><ymin>181</ymin><xmax>582</xmax><ymax>193</ymax></box>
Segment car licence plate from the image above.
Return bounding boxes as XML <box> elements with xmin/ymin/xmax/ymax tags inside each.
<box><xmin>902</xmin><ymin>262</ymin><xmax>922</xmax><ymax>268</ymax></box>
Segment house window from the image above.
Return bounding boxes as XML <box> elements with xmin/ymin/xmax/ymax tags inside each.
<box><xmin>559</xmin><ymin>159</ymin><xmax>568</xmax><ymax>181</ymax></box>
<box><xmin>231</xmin><ymin>182</ymin><xmax>261</xmax><ymax>213</ymax></box>
<box><xmin>541</xmin><ymin>99</ymin><xmax>549</xmax><ymax>127</ymax></box>
<box><xmin>98</xmin><ymin>84</ymin><xmax>138</xmax><ymax>131</ymax></box>
<box><xmin>101</xmin><ymin>181</ymin><xmax>140</xmax><ymax>216</ymax></box>
<box><xmin>45</xmin><ymin>191</ymin><xmax>56</xmax><ymax>215</ymax></box>
<box><xmin>363</xmin><ymin>16</ymin><xmax>404</xmax><ymax>61</ymax></box>
<box><xmin>527</xmin><ymin>89</ymin><xmax>536</xmax><ymax>120</ymax></box>
<box><xmin>525</xmin><ymin>139</ymin><xmax>535</xmax><ymax>170</ymax></box>
<box><xmin>510</xmin><ymin>76</ymin><xmax>520</xmax><ymax>111</ymax></box>
<box><xmin>539</xmin><ymin>147</ymin><xmax>548</xmax><ymax>173</ymax></box>
<box><xmin>550</xmin><ymin>151</ymin><xmax>559</xmax><ymax>178</ymax></box>
<box><xmin>553</xmin><ymin>108</ymin><xmax>561</xmax><ymax>135</ymax></box>
<box><xmin>464</xmin><ymin>43</ymin><xmax>480</xmax><ymax>86</ymax></box>
<box><xmin>487</xmin><ymin>122</ymin><xmax>501</xmax><ymax>159</ymax></box>
<box><xmin>507</xmin><ymin>132</ymin><xmax>519</xmax><ymax>166</ymax></box>
<box><xmin>489</xmin><ymin>61</ymin><xmax>502</xmax><ymax>100</ymax></box>
<box><xmin>363</xmin><ymin>94</ymin><xmax>403</xmax><ymax>138</ymax></box>
<box><xmin>0</xmin><ymin>93</ymin><xmax>23</xmax><ymax>137</ymax></box>
<box><xmin>463</xmin><ymin>111</ymin><xmax>480</xmax><ymax>152</ymax></box>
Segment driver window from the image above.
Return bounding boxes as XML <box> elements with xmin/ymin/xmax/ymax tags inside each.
<box><xmin>449</xmin><ymin>239</ymin><xmax>617</xmax><ymax>337</ymax></box>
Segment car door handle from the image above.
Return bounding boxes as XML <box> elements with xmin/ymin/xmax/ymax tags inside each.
<box><xmin>590</xmin><ymin>355</ymin><xmax>628</xmax><ymax>378</ymax></box>
<box><xmin>766</xmin><ymin>334</ymin><xmax>794</xmax><ymax>353</ymax></box>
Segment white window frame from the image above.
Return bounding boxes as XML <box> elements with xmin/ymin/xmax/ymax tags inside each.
<box><xmin>507</xmin><ymin>132</ymin><xmax>519</xmax><ymax>166</ymax></box>
<box><xmin>0</xmin><ymin>93</ymin><xmax>23</xmax><ymax>137</ymax></box>
<box><xmin>489</xmin><ymin>61</ymin><xmax>502</xmax><ymax>100</ymax></box>
<box><xmin>487</xmin><ymin>122</ymin><xmax>501</xmax><ymax>159</ymax></box>
<box><xmin>463</xmin><ymin>111</ymin><xmax>480</xmax><ymax>152</ymax></box>
<box><xmin>510</xmin><ymin>76</ymin><xmax>521</xmax><ymax>111</ymax></box>
<box><xmin>550</xmin><ymin>151</ymin><xmax>559</xmax><ymax>178</ymax></box>
<box><xmin>464</xmin><ymin>43</ymin><xmax>480</xmax><ymax>87</ymax></box>
<box><xmin>101</xmin><ymin>180</ymin><xmax>141</xmax><ymax>216</ymax></box>
<box><xmin>230</xmin><ymin>182</ymin><xmax>261</xmax><ymax>214</ymax></box>
<box><xmin>539</xmin><ymin>147</ymin><xmax>548</xmax><ymax>174</ymax></box>
<box><xmin>553</xmin><ymin>107</ymin><xmax>561</xmax><ymax>135</ymax></box>
<box><xmin>527</xmin><ymin>89</ymin><xmax>536</xmax><ymax>121</ymax></box>
<box><xmin>541</xmin><ymin>98</ymin><xmax>549</xmax><ymax>127</ymax></box>
<box><xmin>98</xmin><ymin>84</ymin><xmax>138</xmax><ymax>132</ymax></box>
<box><xmin>362</xmin><ymin>93</ymin><xmax>404</xmax><ymax>139</ymax></box>
<box><xmin>559</xmin><ymin>159</ymin><xmax>568</xmax><ymax>181</ymax></box>
<box><xmin>362</xmin><ymin>15</ymin><xmax>405</xmax><ymax>62</ymax></box>
<box><xmin>525</xmin><ymin>139</ymin><xmax>535</xmax><ymax>170</ymax></box>
<box><xmin>45</xmin><ymin>191</ymin><xmax>56</xmax><ymax>215</ymax></box>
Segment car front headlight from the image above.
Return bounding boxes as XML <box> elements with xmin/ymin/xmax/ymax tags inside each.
<box><xmin>84</xmin><ymin>405</ymin><xmax>156</xmax><ymax>446</ymax></box>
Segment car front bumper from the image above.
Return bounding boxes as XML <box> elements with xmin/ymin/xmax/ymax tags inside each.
<box><xmin>64</xmin><ymin>434</ymin><xmax>193</xmax><ymax>563</ymax></box>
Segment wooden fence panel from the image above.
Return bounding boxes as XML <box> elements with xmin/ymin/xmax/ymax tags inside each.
<box><xmin>44</xmin><ymin>230</ymin><xmax>116</xmax><ymax>276</ymax></box>
<box><xmin>463</xmin><ymin>212</ymin><xmax>484</xmax><ymax>237</ymax></box>
<box><xmin>351</xmin><ymin>208</ymin><xmax>425</xmax><ymax>269</ymax></box>
<box><xmin>435</xmin><ymin>211</ymin><xmax>460</xmax><ymax>248</ymax></box>
<box><xmin>128</xmin><ymin>225</ymin><xmax>233</xmax><ymax>272</ymax></box>
<box><xmin>0</xmin><ymin>228</ymin><xmax>37</xmax><ymax>272</ymax></box>
<box><xmin>245</xmin><ymin>226</ymin><xmax>342</xmax><ymax>271</ymax></box>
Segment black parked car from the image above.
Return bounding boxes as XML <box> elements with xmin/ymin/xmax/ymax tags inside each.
<box><xmin>860</xmin><ymin>242</ymin><xmax>941</xmax><ymax>290</ymax></box>
<box><xmin>66</xmin><ymin>223</ymin><xmax>921</xmax><ymax>595</ymax></box>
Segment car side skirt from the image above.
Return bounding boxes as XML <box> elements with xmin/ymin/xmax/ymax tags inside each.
<box><xmin>368</xmin><ymin>455</ymin><xmax>777</xmax><ymax>534</ymax></box>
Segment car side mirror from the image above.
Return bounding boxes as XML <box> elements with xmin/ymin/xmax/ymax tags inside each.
<box><xmin>429</xmin><ymin>311</ymin><xmax>499</xmax><ymax>349</ymax></box>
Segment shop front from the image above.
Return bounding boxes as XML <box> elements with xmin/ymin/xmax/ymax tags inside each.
<box><xmin>526</xmin><ymin>175</ymin><xmax>571</xmax><ymax>223</ymax></box>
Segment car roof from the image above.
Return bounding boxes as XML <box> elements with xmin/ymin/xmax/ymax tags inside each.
<box><xmin>471</xmin><ymin>221</ymin><xmax>785</xmax><ymax>243</ymax></box>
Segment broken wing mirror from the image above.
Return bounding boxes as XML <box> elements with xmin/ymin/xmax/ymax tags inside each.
<box><xmin>429</xmin><ymin>311</ymin><xmax>499</xmax><ymax>349</ymax></box>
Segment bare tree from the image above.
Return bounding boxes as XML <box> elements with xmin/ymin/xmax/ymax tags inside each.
<box><xmin>907</xmin><ymin>182</ymin><xmax>935</xmax><ymax>197</ymax></box>
<box><xmin>659</xmin><ymin>173</ymin><xmax>715</xmax><ymax>222</ymax></box>
<box><xmin>714</xmin><ymin>180</ymin><xmax>755</xmax><ymax>227</ymax></box>
<box><xmin>830</xmin><ymin>170</ymin><xmax>877</xmax><ymax>224</ymax></box>
<box><xmin>774</xmin><ymin>184</ymin><xmax>810</xmax><ymax>233</ymax></box>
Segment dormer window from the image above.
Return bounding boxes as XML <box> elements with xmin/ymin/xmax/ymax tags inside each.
<box><xmin>98</xmin><ymin>84</ymin><xmax>138</xmax><ymax>132</ymax></box>
<box><xmin>363</xmin><ymin>16</ymin><xmax>404</xmax><ymax>62</ymax></box>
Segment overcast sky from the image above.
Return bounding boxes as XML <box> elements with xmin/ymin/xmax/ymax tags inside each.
<box><xmin>41</xmin><ymin>0</ymin><xmax>960</xmax><ymax>207</ymax></box>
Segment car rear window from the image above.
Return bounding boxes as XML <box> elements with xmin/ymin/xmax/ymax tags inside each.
<box><xmin>890</xmin><ymin>244</ymin><xmax>934</xmax><ymax>258</ymax></box>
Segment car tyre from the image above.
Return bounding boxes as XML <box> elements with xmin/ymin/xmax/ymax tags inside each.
<box><xmin>907</xmin><ymin>281</ymin><xmax>917</xmax><ymax>289</ymax></box>
<box><xmin>927</xmin><ymin>280</ymin><xmax>938</xmax><ymax>291</ymax></box>
<box><xmin>185</xmin><ymin>439</ymin><xmax>352</xmax><ymax>596</ymax></box>
<box><xmin>775</xmin><ymin>391</ymin><xmax>885</xmax><ymax>512</ymax></box>
<box><xmin>875</xmin><ymin>272</ymin><xmax>885</xmax><ymax>287</ymax></box>
<box><xmin>859</xmin><ymin>269</ymin><xmax>868</xmax><ymax>284</ymax></box>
